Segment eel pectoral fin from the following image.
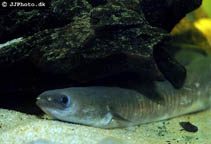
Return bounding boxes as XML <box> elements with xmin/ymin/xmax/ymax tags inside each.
<box><xmin>109</xmin><ymin>106</ymin><xmax>134</xmax><ymax>127</ymax></box>
<box><xmin>111</xmin><ymin>111</ymin><xmax>131</xmax><ymax>122</ymax></box>
<box><xmin>102</xmin><ymin>105</ymin><xmax>133</xmax><ymax>128</ymax></box>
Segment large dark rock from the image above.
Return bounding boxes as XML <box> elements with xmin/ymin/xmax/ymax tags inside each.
<box><xmin>0</xmin><ymin>0</ymin><xmax>202</xmax><ymax>43</ymax></box>
<box><xmin>0</xmin><ymin>0</ymin><xmax>201</xmax><ymax>113</ymax></box>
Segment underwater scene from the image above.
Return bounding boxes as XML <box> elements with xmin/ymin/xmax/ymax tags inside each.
<box><xmin>0</xmin><ymin>0</ymin><xmax>211</xmax><ymax>143</ymax></box>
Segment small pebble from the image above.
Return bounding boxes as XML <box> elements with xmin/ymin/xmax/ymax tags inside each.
<box><xmin>179</xmin><ymin>122</ymin><xmax>198</xmax><ymax>132</ymax></box>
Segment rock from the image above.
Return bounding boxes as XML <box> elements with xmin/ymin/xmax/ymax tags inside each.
<box><xmin>0</xmin><ymin>0</ymin><xmax>201</xmax><ymax>111</ymax></box>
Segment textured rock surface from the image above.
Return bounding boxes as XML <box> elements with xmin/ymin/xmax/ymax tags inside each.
<box><xmin>0</xmin><ymin>0</ymin><xmax>202</xmax><ymax>43</ymax></box>
<box><xmin>0</xmin><ymin>0</ymin><xmax>91</xmax><ymax>43</ymax></box>
<box><xmin>0</xmin><ymin>108</ymin><xmax>211</xmax><ymax>144</ymax></box>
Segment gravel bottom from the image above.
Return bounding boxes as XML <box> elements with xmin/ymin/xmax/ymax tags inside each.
<box><xmin>0</xmin><ymin>108</ymin><xmax>211</xmax><ymax>144</ymax></box>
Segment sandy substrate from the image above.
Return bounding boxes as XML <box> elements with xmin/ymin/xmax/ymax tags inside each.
<box><xmin>0</xmin><ymin>108</ymin><xmax>210</xmax><ymax>144</ymax></box>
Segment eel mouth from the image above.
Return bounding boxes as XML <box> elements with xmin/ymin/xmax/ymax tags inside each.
<box><xmin>36</xmin><ymin>98</ymin><xmax>58</xmax><ymax>110</ymax></box>
<box><xmin>36</xmin><ymin>100</ymin><xmax>59</xmax><ymax>118</ymax></box>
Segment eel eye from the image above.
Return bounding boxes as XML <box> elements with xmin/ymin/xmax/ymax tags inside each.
<box><xmin>60</xmin><ymin>95</ymin><xmax>70</xmax><ymax>107</ymax></box>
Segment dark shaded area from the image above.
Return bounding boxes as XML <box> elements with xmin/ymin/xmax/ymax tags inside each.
<box><xmin>0</xmin><ymin>60</ymin><xmax>79</xmax><ymax>114</ymax></box>
<box><xmin>86</xmin><ymin>0</ymin><xmax>107</xmax><ymax>7</ymax></box>
<box><xmin>127</xmin><ymin>80</ymin><xmax>165</xmax><ymax>103</ymax></box>
<box><xmin>141</xmin><ymin>0</ymin><xmax>202</xmax><ymax>32</ymax></box>
<box><xmin>153</xmin><ymin>43</ymin><xmax>187</xmax><ymax>89</ymax></box>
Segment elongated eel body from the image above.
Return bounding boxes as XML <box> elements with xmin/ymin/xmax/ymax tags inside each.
<box><xmin>36</xmin><ymin>56</ymin><xmax>211</xmax><ymax>128</ymax></box>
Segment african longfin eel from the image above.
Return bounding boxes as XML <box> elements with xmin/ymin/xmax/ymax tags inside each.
<box><xmin>36</xmin><ymin>56</ymin><xmax>211</xmax><ymax>128</ymax></box>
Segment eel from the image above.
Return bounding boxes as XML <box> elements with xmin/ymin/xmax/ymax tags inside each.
<box><xmin>36</xmin><ymin>56</ymin><xmax>211</xmax><ymax>128</ymax></box>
